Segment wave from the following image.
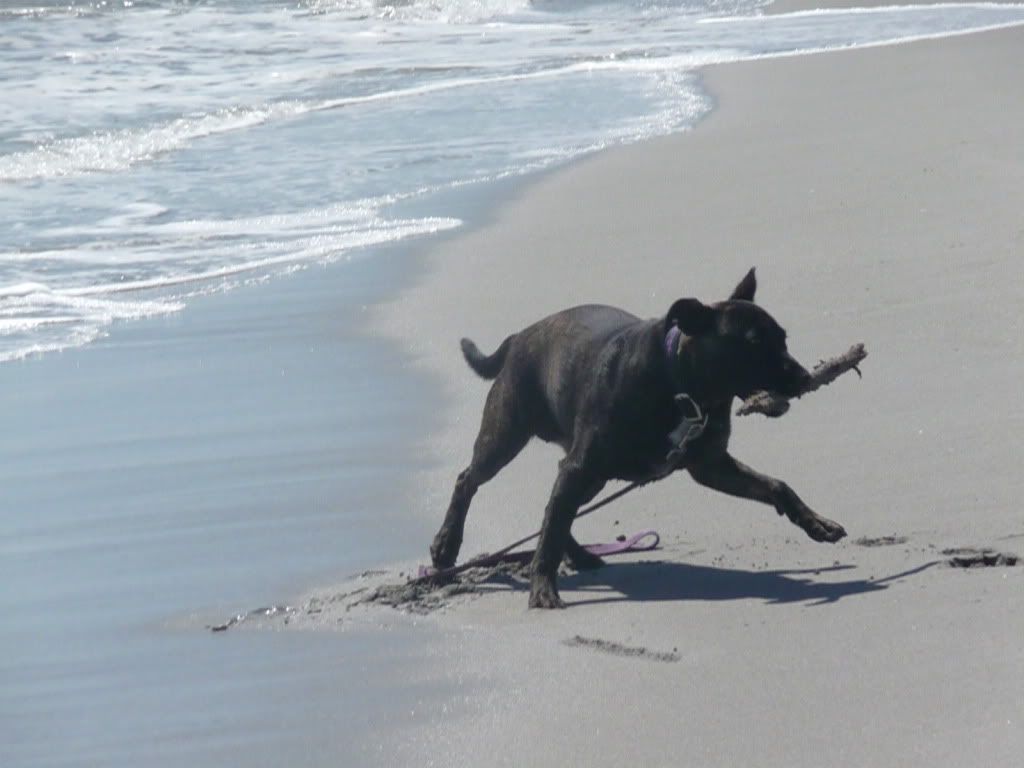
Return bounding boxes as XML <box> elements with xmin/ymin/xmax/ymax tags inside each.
<box><xmin>0</xmin><ymin>282</ymin><xmax>181</xmax><ymax>363</ymax></box>
<box><xmin>64</xmin><ymin>216</ymin><xmax>462</xmax><ymax>295</ymax></box>
<box><xmin>0</xmin><ymin>57</ymin><xmax>751</xmax><ymax>184</ymax></box>
<box><xmin>6</xmin><ymin>0</ymin><xmax>1024</xmax><ymax>186</ymax></box>
<box><xmin>6</xmin><ymin>2</ymin><xmax>1023</xmax><ymax>185</ymax></box>
<box><xmin>0</xmin><ymin>68</ymin><xmax>616</xmax><ymax>183</ymax></box>
<box><xmin>0</xmin><ymin>202</ymin><xmax>459</xmax><ymax>362</ymax></box>
<box><xmin>0</xmin><ymin>103</ymin><xmax>307</xmax><ymax>183</ymax></box>
<box><xmin>301</xmin><ymin>0</ymin><xmax>534</xmax><ymax>23</ymax></box>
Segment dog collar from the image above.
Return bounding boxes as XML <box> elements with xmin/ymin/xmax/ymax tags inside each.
<box><xmin>664</xmin><ymin>324</ymin><xmax>682</xmax><ymax>360</ymax></box>
<box><xmin>664</xmin><ymin>324</ymin><xmax>688</xmax><ymax>393</ymax></box>
<box><xmin>664</xmin><ymin>325</ymin><xmax>708</xmax><ymax>466</ymax></box>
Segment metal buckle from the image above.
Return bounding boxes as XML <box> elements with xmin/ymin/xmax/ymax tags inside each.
<box><xmin>665</xmin><ymin>393</ymin><xmax>708</xmax><ymax>466</ymax></box>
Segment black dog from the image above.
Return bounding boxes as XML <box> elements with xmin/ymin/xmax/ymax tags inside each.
<box><xmin>430</xmin><ymin>269</ymin><xmax>847</xmax><ymax>608</ymax></box>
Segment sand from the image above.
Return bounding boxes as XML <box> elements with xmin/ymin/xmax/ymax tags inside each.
<box><xmin>287</xmin><ymin>21</ymin><xmax>1024</xmax><ymax>768</ymax></box>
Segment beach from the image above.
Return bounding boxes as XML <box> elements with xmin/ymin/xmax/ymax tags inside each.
<box><xmin>357</xmin><ymin>20</ymin><xmax>1024</xmax><ymax>767</ymax></box>
<box><xmin>4</xmin><ymin>3</ymin><xmax>1024</xmax><ymax>767</ymax></box>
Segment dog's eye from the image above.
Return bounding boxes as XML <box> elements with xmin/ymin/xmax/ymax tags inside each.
<box><xmin>744</xmin><ymin>329</ymin><xmax>759</xmax><ymax>345</ymax></box>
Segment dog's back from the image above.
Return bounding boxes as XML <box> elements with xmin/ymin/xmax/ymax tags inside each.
<box><xmin>462</xmin><ymin>305</ymin><xmax>647</xmax><ymax>443</ymax></box>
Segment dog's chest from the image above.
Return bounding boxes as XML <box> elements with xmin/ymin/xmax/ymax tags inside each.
<box><xmin>594</xmin><ymin>386</ymin><xmax>678</xmax><ymax>477</ymax></box>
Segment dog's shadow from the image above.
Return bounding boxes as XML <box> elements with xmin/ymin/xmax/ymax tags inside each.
<box><xmin>484</xmin><ymin>559</ymin><xmax>939</xmax><ymax>607</ymax></box>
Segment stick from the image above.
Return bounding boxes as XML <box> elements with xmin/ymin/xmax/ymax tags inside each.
<box><xmin>736</xmin><ymin>343</ymin><xmax>868</xmax><ymax>418</ymax></box>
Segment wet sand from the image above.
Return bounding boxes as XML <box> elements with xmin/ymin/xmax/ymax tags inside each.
<box><xmin>0</xmin><ymin>247</ymin><xmax>449</xmax><ymax>767</ymax></box>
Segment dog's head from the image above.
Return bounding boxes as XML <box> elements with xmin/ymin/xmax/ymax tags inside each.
<box><xmin>665</xmin><ymin>268</ymin><xmax>811</xmax><ymax>399</ymax></box>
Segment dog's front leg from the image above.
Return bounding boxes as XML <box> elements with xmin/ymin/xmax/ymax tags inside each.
<box><xmin>529</xmin><ymin>462</ymin><xmax>604</xmax><ymax>609</ymax></box>
<box><xmin>688</xmin><ymin>453</ymin><xmax>846</xmax><ymax>543</ymax></box>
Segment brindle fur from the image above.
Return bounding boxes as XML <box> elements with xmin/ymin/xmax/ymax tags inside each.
<box><xmin>430</xmin><ymin>270</ymin><xmax>847</xmax><ymax>609</ymax></box>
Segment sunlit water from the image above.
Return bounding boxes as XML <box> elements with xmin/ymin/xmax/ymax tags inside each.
<box><xmin>2</xmin><ymin>0</ymin><xmax>1024</xmax><ymax>361</ymax></box>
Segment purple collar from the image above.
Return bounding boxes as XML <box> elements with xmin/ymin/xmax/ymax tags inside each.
<box><xmin>664</xmin><ymin>325</ymin><xmax>682</xmax><ymax>362</ymax></box>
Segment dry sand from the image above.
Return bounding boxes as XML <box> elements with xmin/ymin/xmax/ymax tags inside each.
<box><xmin>300</xmin><ymin>24</ymin><xmax>1024</xmax><ymax>767</ymax></box>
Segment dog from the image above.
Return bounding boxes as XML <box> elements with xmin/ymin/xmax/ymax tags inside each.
<box><xmin>430</xmin><ymin>269</ymin><xmax>847</xmax><ymax>608</ymax></box>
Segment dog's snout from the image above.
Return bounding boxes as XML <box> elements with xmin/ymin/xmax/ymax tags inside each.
<box><xmin>796</xmin><ymin>368</ymin><xmax>812</xmax><ymax>390</ymax></box>
<box><xmin>792</xmin><ymin>361</ymin><xmax>811</xmax><ymax>385</ymax></box>
<box><xmin>781</xmin><ymin>356</ymin><xmax>812</xmax><ymax>395</ymax></box>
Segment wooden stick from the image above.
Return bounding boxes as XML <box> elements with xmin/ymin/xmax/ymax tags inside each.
<box><xmin>736</xmin><ymin>343</ymin><xmax>868</xmax><ymax>418</ymax></box>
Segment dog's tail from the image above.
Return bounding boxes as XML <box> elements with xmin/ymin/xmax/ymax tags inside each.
<box><xmin>460</xmin><ymin>335</ymin><xmax>513</xmax><ymax>380</ymax></box>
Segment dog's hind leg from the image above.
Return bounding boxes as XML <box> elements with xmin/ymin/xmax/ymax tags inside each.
<box><xmin>563</xmin><ymin>535</ymin><xmax>605</xmax><ymax>571</ymax></box>
<box><xmin>430</xmin><ymin>379</ymin><xmax>531</xmax><ymax>569</ymax></box>
<box><xmin>529</xmin><ymin>460</ymin><xmax>605</xmax><ymax>608</ymax></box>
<box><xmin>688</xmin><ymin>453</ymin><xmax>847</xmax><ymax>543</ymax></box>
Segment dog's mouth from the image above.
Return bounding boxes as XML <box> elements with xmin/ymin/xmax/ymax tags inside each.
<box><xmin>782</xmin><ymin>376</ymin><xmax>812</xmax><ymax>398</ymax></box>
<box><xmin>741</xmin><ymin>368</ymin><xmax>810</xmax><ymax>400</ymax></box>
<box><xmin>737</xmin><ymin>385</ymin><xmax>760</xmax><ymax>400</ymax></box>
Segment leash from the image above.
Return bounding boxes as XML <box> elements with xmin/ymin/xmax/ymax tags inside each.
<box><xmin>414</xmin><ymin>526</ymin><xmax>660</xmax><ymax>582</ymax></box>
<box><xmin>414</xmin><ymin>383</ymin><xmax>707</xmax><ymax>584</ymax></box>
<box><xmin>414</xmin><ymin>485</ymin><xmax>659</xmax><ymax>583</ymax></box>
<box><xmin>666</xmin><ymin>392</ymin><xmax>708</xmax><ymax>464</ymax></box>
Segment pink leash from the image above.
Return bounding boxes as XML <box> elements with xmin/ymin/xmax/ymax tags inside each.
<box><xmin>416</xmin><ymin>529</ymin><xmax>660</xmax><ymax>581</ymax></box>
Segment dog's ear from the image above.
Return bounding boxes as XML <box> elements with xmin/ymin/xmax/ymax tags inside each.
<box><xmin>728</xmin><ymin>267</ymin><xmax>757</xmax><ymax>302</ymax></box>
<box><xmin>666</xmin><ymin>298</ymin><xmax>715</xmax><ymax>336</ymax></box>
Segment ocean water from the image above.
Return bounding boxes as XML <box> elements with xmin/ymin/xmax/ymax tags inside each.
<box><xmin>3</xmin><ymin>0</ymin><xmax>1024</xmax><ymax>362</ymax></box>
<box><xmin>4</xmin><ymin>2</ymin><xmax>1024</xmax><ymax>767</ymax></box>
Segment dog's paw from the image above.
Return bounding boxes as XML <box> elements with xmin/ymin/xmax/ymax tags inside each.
<box><xmin>803</xmin><ymin>515</ymin><xmax>847</xmax><ymax>543</ymax></box>
<box><xmin>564</xmin><ymin>548</ymin><xmax>606</xmax><ymax>572</ymax></box>
<box><xmin>429</xmin><ymin>531</ymin><xmax>460</xmax><ymax>570</ymax></box>
<box><xmin>528</xmin><ymin>578</ymin><xmax>566</xmax><ymax>609</ymax></box>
